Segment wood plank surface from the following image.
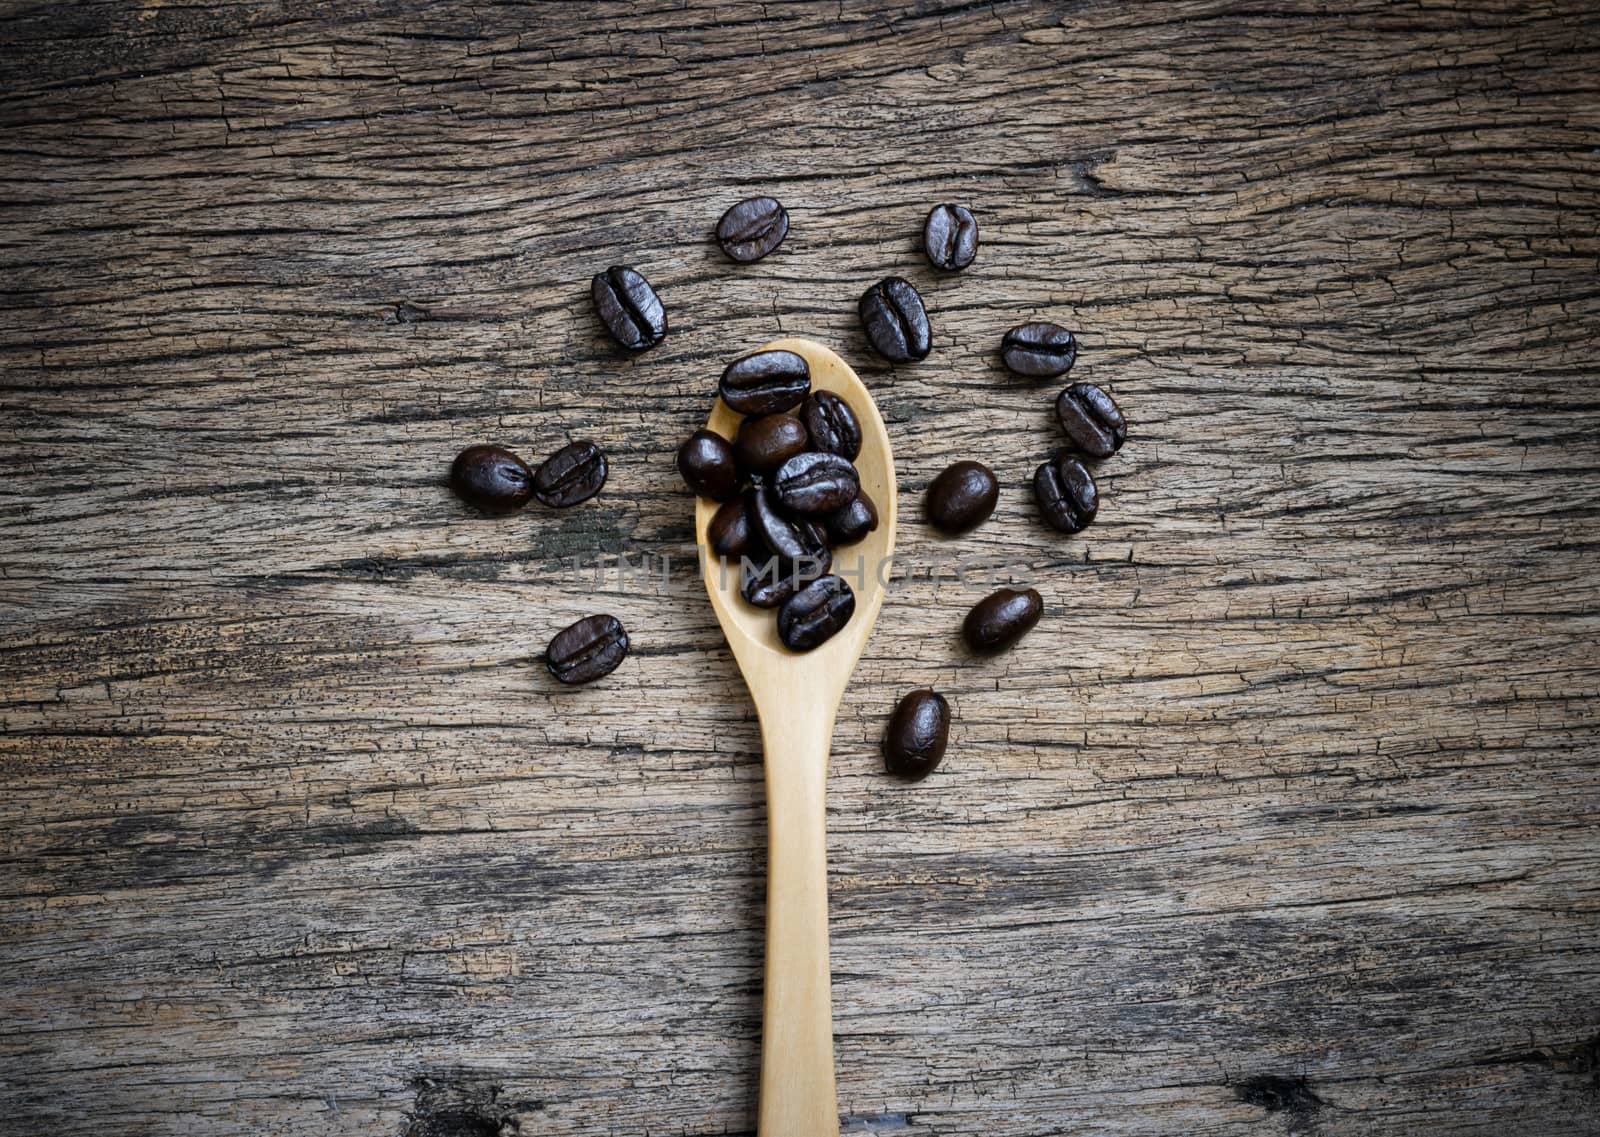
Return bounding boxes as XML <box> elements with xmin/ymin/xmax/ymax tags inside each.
<box><xmin>3</xmin><ymin>2</ymin><xmax>1598</xmax><ymax>1134</ymax></box>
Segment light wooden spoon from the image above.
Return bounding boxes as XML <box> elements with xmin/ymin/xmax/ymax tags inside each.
<box><xmin>695</xmin><ymin>337</ymin><xmax>898</xmax><ymax>1137</ymax></box>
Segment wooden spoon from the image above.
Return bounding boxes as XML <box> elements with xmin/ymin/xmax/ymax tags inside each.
<box><xmin>695</xmin><ymin>337</ymin><xmax>898</xmax><ymax>1137</ymax></box>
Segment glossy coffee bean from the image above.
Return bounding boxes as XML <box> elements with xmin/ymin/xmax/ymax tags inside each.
<box><xmin>591</xmin><ymin>266</ymin><xmax>666</xmax><ymax>351</ymax></box>
<box><xmin>716</xmin><ymin>196</ymin><xmax>789</xmax><ymax>263</ymax></box>
<box><xmin>533</xmin><ymin>440</ymin><xmax>608</xmax><ymax>507</ymax></box>
<box><xmin>1001</xmin><ymin>321</ymin><xmax>1076</xmax><ymax>378</ymax></box>
<box><xmin>774</xmin><ymin>451</ymin><xmax>860</xmax><ymax>516</ymax></box>
<box><xmin>1034</xmin><ymin>455</ymin><xmax>1098</xmax><ymax>534</ymax></box>
<box><xmin>677</xmin><ymin>430</ymin><xmax>739</xmax><ymax>501</ymax></box>
<box><xmin>547</xmin><ymin>614</ymin><xmax>629</xmax><ymax>685</ymax></box>
<box><xmin>923</xmin><ymin>203</ymin><xmax>978</xmax><ymax>271</ymax></box>
<box><xmin>826</xmin><ymin>488</ymin><xmax>878</xmax><ymax>547</ymax></box>
<box><xmin>707</xmin><ymin>496</ymin><xmax>755</xmax><ymax>559</ymax></box>
<box><xmin>778</xmin><ymin>575</ymin><xmax>856</xmax><ymax>652</ymax></box>
<box><xmin>1055</xmin><ymin>382</ymin><xmax>1126</xmax><ymax>459</ymax></box>
<box><xmin>750</xmin><ymin>483</ymin><xmax>828</xmax><ymax>563</ymax></box>
<box><xmin>741</xmin><ymin>547</ymin><xmax>832</xmax><ymax>609</ymax></box>
<box><xmin>884</xmin><ymin>689</ymin><xmax>950</xmax><ymax>780</ymax></box>
<box><xmin>925</xmin><ymin>460</ymin><xmax>998</xmax><ymax>534</ymax></box>
<box><xmin>859</xmin><ymin>276</ymin><xmax>931</xmax><ymax>363</ymax></box>
<box><xmin>450</xmin><ymin>444</ymin><xmax>534</xmax><ymax>511</ymax></box>
<box><xmin>735</xmin><ymin>413</ymin><xmax>809</xmax><ymax>478</ymax></box>
<box><xmin>720</xmin><ymin>349</ymin><xmax>811</xmax><ymax>415</ymax></box>
<box><xmin>962</xmin><ymin>587</ymin><xmax>1043</xmax><ymax>654</ymax></box>
<box><xmin>800</xmin><ymin>390</ymin><xmax>863</xmax><ymax>460</ymax></box>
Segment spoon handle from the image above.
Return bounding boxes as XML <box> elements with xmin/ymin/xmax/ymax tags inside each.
<box><xmin>757</xmin><ymin>702</ymin><xmax>840</xmax><ymax>1137</ymax></box>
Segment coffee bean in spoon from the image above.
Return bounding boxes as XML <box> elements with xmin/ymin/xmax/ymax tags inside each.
<box><xmin>778</xmin><ymin>574</ymin><xmax>856</xmax><ymax>652</ymax></box>
<box><xmin>1034</xmin><ymin>455</ymin><xmax>1098</xmax><ymax>534</ymax></box>
<box><xmin>925</xmin><ymin>460</ymin><xmax>998</xmax><ymax>534</ymax></box>
<box><xmin>750</xmin><ymin>483</ymin><xmax>829</xmax><ymax>562</ymax></box>
<box><xmin>735</xmin><ymin>413</ymin><xmax>809</xmax><ymax>479</ymax></box>
<box><xmin>1000</xmin><ymin>321</ymin><xmax>1076</xmax><ymax>378</ymax></box>
<box><xmin>884</xmin><ymin>688</ymin><xmax>951</xmax><ymax>780</ymax></box>
<box><xmin>547</xmin><ymin>614</ymin><xmax>630</xmax><ymax>685</ymax></box>
<box><xmin>716</xmin><ymin>196</ymin><xmax>789</xmax><ymax>263</ymax></box>
<box><xmin>825</xmin><ymin>488</ymin><xmax>878</xmax><ymax>547</ymax></box>
<box><xmin>450</xmin><ymin>444</ymin><xmax>534</xmax><ymax>511</ymax></box>
<box><xmin>800</xmin><ymin>390</ymin><xmax>863</xmax><ymax>460</ymax></box>
<box><xmin>707</xmin><ymin>496</ymin><xmax>756</xmax><ymax>559</ymax></box>
<box><xmin>962</xmin><ymin>587</ymin><xmax>1043</xmax><ymax>654</ymax></box>
<box><xmin>742</xmin><ymin>545</ymin><xmax>832</xmax><ymax>609</ymax></box>
<box><xmin>720</xmin><ymin>349</ymin><xmax>812</xmax><ymax>415</ymax></box>
<box><xmin>677</xmin><ymin>430</ymin><xmax>739</xmax><ymax>501</ymax></box>
<box><xmin>591</xmin><ymin>266</ymin><xmax>666</xmax><ymax>351</ymax></box>
<box><xmin>923</xmin><ymin>203</ymin><xmax>978</xmax><ymax>271</ymax></box>
<box><xmin>533</xmin><ymin>440</ymin><xmax>608</xmax><ymax>508</ymax></box>
<box><xmin>859</xmin><ymin>276</ymin><xmax>931</xmax><ymax>363</ymax></box>
<box><xmin>774</xmin><ymin>451</ymin><xmax>860</xmax><ymax>516</ymax></box>
<box><xmin>1055</xmin><ymin>382</ymin><xmax>1126</xmax><ymax>459</ymax></box>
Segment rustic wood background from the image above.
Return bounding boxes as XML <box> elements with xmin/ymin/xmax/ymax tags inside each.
<box><xmin>3</xmin><ymin>2</ymin><xmax>1598</xmax><ymax>1134</ymax></box>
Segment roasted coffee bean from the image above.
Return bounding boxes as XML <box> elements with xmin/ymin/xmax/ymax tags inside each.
<box><xmin>884</xmin><ymin>688</ymin><xmax>950</xmax><ymax>780</ymax></box>
<box><xmin>1034</xmin><ymin>455</ymin><xmax>1098</xmax><ymax>534</ymax></box>
<box><xmin>1000</xmin><ymin>321</ymin><xmax>1076</xmax><ymax>378</ymax></box>
<box><xmin>735</xmin><ymin>413</ymin><xmax>809</xmax><ymax>478</ymax></box>
<box><xmin>716</xmin><ymin>196</ymin><xmax>789</xmax><ymax>263</ymax></box>
<box><xmin>778</xmin><ymin>575</ymin><xmax>856</xmax><ymax>652</ymax></box>
<box><xmin>1055</xmin><ymin>382</ymin><xmax>1126</xmax><ymax>459</ymax></box>
<box><xmin>750</xmin><ymin>483</ymin><xmax>829</xmax><ymax>562</ymax></box>
<box><xmin>963</xmin><ymin>587</ymin><xmax>1043</xmax><ymax>654</ymax></box>
<box><xmin>707</xmin><ymin>496</ymin><xmax>756</xmax><ymax>559</ymax></box>
<box><xmin>774</xmin><ymin>451</ymin><xmax>860</xmax><ymax>515</ymax></box>
<box><xmin>923</xmin><ymin>203</ymin><xmax>978</xmax><ymax>271</ymax></box>
<box><xmin>719</xmin><ymin>349</ymin><xmax>811</xmax><ymax>415</ymax></box>
<box><xmin>859</xmin><ymin>276</ymin><xmax>931</xmax><ymax>363</ymax></box>
<box><xmin>547</xmin><ymin>614</ymin><xmax>629</xmax><ymax>685</ymax></box>
<box><xmin>741</xmin><ymin>547</ymin><xmax>832</xmax><ymax>609</ymax></box>
<box><xmin>925</xmin><ymin>460</ymin><xmax>998</xmax><ymax>534</ymax></box>
<box><xmin>450</xmin><ymin>444</ymin><xmax>533</xmax><ymax>511</ymax></box>
<box><xmin>677</xmin><ymin>430</ymin><xmax>739</xmax><ymax>501</ymax></box>
<box><xmin>533</xmin><ymin>440</ymin><xmax>608</xmax><ymax>507</ymax></box>
<box><xmin>800</xmin><ymin>390</ymin><xmax>863</xmax><ymax>460</ymax></box>
<box><xmin>591</xmin><ymin>266</ymin><xmax>666</xmax><ymax>351</ymax></box>
<box><xmin>826</xmin><ymin>488</ymin><xmax>878</xmax><ymax>547</ymax></box>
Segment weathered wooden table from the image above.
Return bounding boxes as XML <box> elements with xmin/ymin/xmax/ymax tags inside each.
<box><xmin>4</xmin><ymin>3</ymin><xmax>1598</xmax><ymax>1134</ymax></box>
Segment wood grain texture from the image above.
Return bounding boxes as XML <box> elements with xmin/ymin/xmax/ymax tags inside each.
<box><xmin>2</xmin><ymin>2</ymin><xmax>1598</xmax><ymax>1135</ymax></box>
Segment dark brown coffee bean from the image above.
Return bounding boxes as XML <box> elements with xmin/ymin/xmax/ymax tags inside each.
<box><xmin>741</xmin><ymin>546</ymin><xmax>832</xmax><ymax>609</ymax></box>
<box><xmin>859</xmin><ymin>276</ymin><xmax>931</xmax><ymax>363</ymax></box>
<box><xmin>533</xmin><ymin>440</ymin><xmax>608</xmax><ymax>508</ymax></box>
<box><xmin>1001</xmin><ymin>321</ymin><xmax>1076</xmax><ymax>378</ymax></box>
<box><xmin>925</xmin><ymin>461</ymin><xmax>998</xmax><ymax>534</ymax></box>
<box><xmin>778</xmin><ymin>575</ymin><xmax>856</xmax><ymax>652</ymax></box>
<box><xmin>707</xmin><ymin>496</ymin><xmax>755</xmax><ymax>559</ymax></box>
<box><xmin>716</xmin><ymin>196</ymin><xmax>789</xmax><ymax>263</ymax></box>
<box><xmin>677</xmin><ymin>430</ymin><xmax>739</xmax><ymax>501</ymax></box>
<box><xmin>719</xmin><ymin>349</ymin><xmax>811</xmax><ymax>415</ymax></box>
<box><xmin>547</xmin><ymin>614</ymin><xmax>629</xmax><ymax>685</ymax></box>
<box><xmin>962</xmin><ymin>587</ymin><xmax>1043</xmax><ymax>654</ymax></box>
<box><xmin>749</xmin><ymin>483</ymin><xmax>828</xmax><ymax>562</ymax></box>
<box><xmin>826</xmin><ymin>488</ymin><xmax>878</xmax><ymax>547</ymax></box>
<box><xmin>591</xmin><ymin>266</ymin><xmax>666</xmax><ymax>351</ymax></box>
<box><xmin>923</xmin><ymin>203</ymin><xmax>978</xmax><ymax>271</ymax></box>
<box><xmin>450</xmin><ymin>444</ymin><xmax>533</xmax><ymax>511</ymax></box>
<box><xmin>884</xmin><ymin>689</ymin><xmax>950</xmax><ymax>780</ymax></box>
<box><xmin>1055</xmin><ymin>382</ymin><xmax>1125</xmax><ymax>459</ymax></box>
<box><xmin>735</xmin><ymin>413</ymin><xmax>809</xmax><ymax>478</ymax></box>
<box><xmin>800</xmin><ymin>390</ymin><xmax>862</xmax><ymax>460</ymax></box>
<box><xmin>1034</xmin><ymin>455</ymin><xmax>1098</xmax><ymax>534</ymax></box>
<box><xmin>774</xmin><ymin>451</ymin><xmax>859</xmax><ymax>516</ymax></box>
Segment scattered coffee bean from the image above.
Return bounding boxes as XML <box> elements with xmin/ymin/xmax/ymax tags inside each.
<box><xmin>547</xmin><ymin>614</ymin><xmax>629</xmax><ymax>685</ymax></box>
<box><xmin>923</xmin><ymin>204</ymin><xmax>978</xmax><ymax>271</ymax></box>
<box><xmin>1000</xmin><ymin>321</ymin><xmax>1076</xmax><ymax>378</ymax></box>
<box><xmin>884</xmin><ymin>689</ymin><xmax>950</xmax><ymax>780</ymax></box>
<box><xmin>750</xmin><ymin>483</ymin><xmax>829</xmax><ymax>563</ymax></box>
<box><xmin>707</xmin><ymin>495</ymin><xmax>756</xmax><ymax>559</ymax></box>
<box><xmin>1055</xmin><ymin>382</ymin><xmax>1126</xmax><ymax>459</ymax></box>
<box><xmin>735</xmin><ymin>413</ymin><xmax>809</xmax><ymax>478</ymax></box>
<box><xmin>450</xmin><ymin>444</ymin><xmax>534</xmax><ymax>511</ymax></box>
<box><xmin>963</xmin><ymin>587</ymin><xmax>1043</xmax><ymax>654</ymax></box>
<box><xmin>826</xmin><ymin>488</ymin><xmax>878</xmax><ymax>547</ymax></box>
<box><xmin>591</xmin><ymin>266</ymin><xmax>666</xmax><ymax>351</ymax></box>
<box><xmin>778</xmin><ymin>575</ymin><xmax>856</xmax><ymax>652</ymax></box>
<box><xmin>677</xmin><ymin>430</ymin><xmax>739</xmax><ymax>501</ymax></box>
<box><xmin>925</xmin><ymin>460</ymin><xmax>998</xmax><ymax>534</ymax></box>
<box><xmin>774</xmin><ymin>451</ymin><xmax>860</xmax><ymax>515</ymax></box>
<box><xmin>720</xmin><ymin>349</ymin><xmax>812</xmax><ymax>415</ymax></box>
<box><xmin>800</xmin><ymin>390</ymin><xmax>863</xmax><ymax>460</ymax></box>
<box><xmin>859</xmin><ymin>276</ymin><xmax>931</xmax><ymax>363</ymax></box>
<box><xmin>532</xmin><ymin>440</ymin><xmax>608</xmax><ymax>507</ymax></box>
<box><xmin>716</xmin><ymin>196</ymin><xmax>790</xmax><ymax>263</ymax></box>
<box><xmin>1034</xmin><ymin>455</ymin><xmax>1098</xmax><ymax>534</ymax></box>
